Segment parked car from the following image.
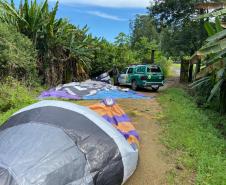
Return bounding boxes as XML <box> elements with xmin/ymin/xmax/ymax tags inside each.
<box><xmin>117</xmin><ymin>64</ymin><xmax>165</xmax><ymax>91</ymax></box>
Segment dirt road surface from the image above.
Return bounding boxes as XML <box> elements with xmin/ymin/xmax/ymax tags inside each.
<box><xmin>79</xmin><ymin>78</ymin><xmax>180</xmax><ymax>185</ymax></box>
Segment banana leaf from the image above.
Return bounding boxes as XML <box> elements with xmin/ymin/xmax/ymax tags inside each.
<box><xmin>191</xmin><ymin>78</ymin><xmax>211</xmax><ymax>89</ymax></box>
<box><xmin>215</xmin><ymin>17</ymin><xmax>223</xmax><ymax>33</ymax></box>
<box><xmin>207</xmin><ymin>79</ymin><xmax>224</xmax><ymax>102</ymax></box>
<box><xmin>206</xmin><ymin>29</ymin><xmax>226</xmax><ymax>44</ymax></box>
<box><xmin>0</xmin><ymin>0</ymin><xmax>27</xmax><ymax>24</ymax></box>
<box><xmin>204</xmin><ymin>22</ymin><xmax>216</xmax><ymax>36</ymax></box>
<box><xmin>189</xmin><ymin>76</ymin><xmax>210</xmax><ymax>87</ymax></box>
<box><xmin>200</xmin><ymin>38</ymin><xmax>226</xmax><ymax>55</ymax></box>
<box><xmin>199</xmin><ymin>8</ymin><xmax>226</xmax><ymax>19</ymax></box>
<box><xmin>197</xmin><ymin>61</ymin><xmax>225</xmax><ymax>79</ymax></box>
<box><xmin>204</xmin><ymin>49</ymin><xmax>226</xmax><ymax>65</ymax></box>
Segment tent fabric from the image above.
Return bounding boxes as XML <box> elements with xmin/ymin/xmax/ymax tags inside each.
<box><xmin>95</xmin><ymin>72</ymin><xmax>111</xmax><ymax>84</ymax></box>
<box><xmin>39</xmin><ymin>80</ymin><xmax>149</xmax><ymax>100</ymax></box>
<box><xmin>89</xmin><ymin>99</ymin><xmax>140</xmax><ymax>149</ymax></box>
<box><xmin>39</xmin><ymin>89</ymin><xmax>81</xmax><ymax>100</ymax></box>
<box><xmin>0</xmin><ymin>123</ymin><xmax>92</xmax><ymax>185</ymax></box>
<box><xmin>0</xmin><ymin>167</ymin><xmax>17</xmax><ymax>185</ymax></box>
<box><xmin>84</xmin><ymin>89</ymin><xmax>146</xmax><ymax>100</ymax></box>
<box><xmin>0</xmin><ymin>100</ymin><xmax>138</xmax><ymax>185</ymax></box>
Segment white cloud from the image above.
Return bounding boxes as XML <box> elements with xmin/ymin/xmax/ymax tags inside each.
<box><xmin>51</xmin><ymin>0</ymin><xmax>151</xmax><ymax>8</ymax></box>
<box><xmin>87</xmin><ymin>11</ymin><xmax>127</xmax><ymax>21</ymax></box>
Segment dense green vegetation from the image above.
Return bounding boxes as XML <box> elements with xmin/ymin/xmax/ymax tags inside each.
<box><xmin>159</xmin><ymin>88</ymin><xmax>226</xmax><ymax>185</ymax></box>
<box><xmin>0</xmin><ymin>0</ymin><xmax>171</xmax><ymax>86</ymax></box>
<box><xmin>146</xmin><ymin>0</ymin><xmax>208</xmax><ymax>57</ymax></box>
<box><xmin>190</xmin><ymin>8</ymin><xmax>226</xmax><ymax>114</ymax></box>
<box><xmin>0</xmin><ymin>78</ymin><xmax>38</xmax><ymax>125</ymax></box>
<box><xmin>0</xmin><ymin>23</ymin><xmax>37</xmax><ymax>85</ymax></box>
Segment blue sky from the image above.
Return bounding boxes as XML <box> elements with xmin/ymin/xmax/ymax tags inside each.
<box><xmin>56</xmin><ymin>4</ymin><xmax>148</xmax><ymax>42</ymax></box>
<box><xmin>14</xmin><ymin>0</ymin><xmax>151</xmax><ymax>42</ymax></box>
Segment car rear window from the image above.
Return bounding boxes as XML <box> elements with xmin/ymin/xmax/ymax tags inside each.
<box><xmin>147</xmin><ymin>66</ymin><xmax>161</xmax><ymax>73</ymax></box>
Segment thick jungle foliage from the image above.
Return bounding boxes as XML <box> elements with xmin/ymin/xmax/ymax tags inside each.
<box><xmin>0</xmin><ymin>22</ymin><xmax>37</xmax><ymax>85</ymax></box>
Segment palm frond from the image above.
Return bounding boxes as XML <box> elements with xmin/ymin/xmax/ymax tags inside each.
<box><xmin>204</xmin><ymin>22</ymin><xmax>216</xmax><ymax>36</ymax></box>
<box><xmin>207</xmin><ymin>79</ymin><xmax>224</xmax><ymax>102</ymax></box>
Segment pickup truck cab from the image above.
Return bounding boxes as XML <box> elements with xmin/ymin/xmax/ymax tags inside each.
<box><xmin>118</xmin><ymin>64</ymin><xmax>164</xmax><ymax>91</ymax></box>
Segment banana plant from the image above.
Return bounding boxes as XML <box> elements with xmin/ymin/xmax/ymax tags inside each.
<box><xmin>0</xmin><ymin>0</ymin><xmax>96</xmax><ymax>85</ymax></box>
<box><xmin>191</xmin><ymin>7</ymin><xmax>226</xmax><ymax>113</ymax></box>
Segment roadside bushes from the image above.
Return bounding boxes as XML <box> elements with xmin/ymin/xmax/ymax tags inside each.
<box><xmin>0</xmin><ymin>23</ymin><xmax>37</xmax><ymax>85</ymax></box>
<box><xmin>155</xmin><ymin>56</ymin><xmax>172</xmax><ymax>77</ymax></box>
<box><xmin>0</xmin><ymin>78</ymin><xmax>36</xmax><ymax>114</ymax></box>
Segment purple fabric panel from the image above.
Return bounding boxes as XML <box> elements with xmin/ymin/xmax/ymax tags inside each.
<box><xmin>101</xmin><ymin>114</ymin><xmax>139</xmax><ymax>141</ymax></box>
<box><xmin>102</xmin><ymin>114</ymin><xmax>131</xmax><ymax>125</ymax></box>
<box><xmin>119</xmin><ymin>130</ymin><xmax>129</xmax><ymax>139</ymax></box>
<box><xmin>118</xmin><ymin>130</ymin><xmax>140</xmax><ymax>141</ymax></box>
<box><xmin>127</xmin><ymin>130</ymin><xmax>140</xmax><ymax>140</ymax></box>
<box><xmin>39</xmin><ymin>89</ymin><xmax>81</xmax><ymax>100</ymax></box>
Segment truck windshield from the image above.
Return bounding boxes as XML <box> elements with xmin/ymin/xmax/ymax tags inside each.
<box><xmin>147</xmin><ymin>66</ymin><xmax>161</xmax><ymax>73</ymax></box>
<box><xmin>121</xmin><ymin>68</ymin><xmax>128</xmax><ymax>74</ymax></box>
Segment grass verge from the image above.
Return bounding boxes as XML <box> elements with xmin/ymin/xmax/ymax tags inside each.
<box><xmin>0</xmin><ymin>79</ymin><xmax>40</xmax><ymax>125</ymax></box>
<box><xmin>158</xmin><ymin>87</ymin><xmax>226</xmax><ymax>185</ymax></box>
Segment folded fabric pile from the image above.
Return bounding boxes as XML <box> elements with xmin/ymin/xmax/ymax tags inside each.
<box><xmin>89</xmin><ymin>98</ymin><xmax>140</xmax><ymax>149</ymax></box>
<box><xmin>39</xmin><ymin>80</ymin><xmax>149</xmax><ymax>100</ymax></box>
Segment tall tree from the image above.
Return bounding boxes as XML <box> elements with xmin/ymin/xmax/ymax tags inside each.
<box><xmin>148</xmin><ymin>0</ymin><xmax>216</xmax><ymax>57</ymax></box>
<box><xmin>130</xmin><ymin>15</ymin><xmax>159</xmax><ymax>47</ymax></box>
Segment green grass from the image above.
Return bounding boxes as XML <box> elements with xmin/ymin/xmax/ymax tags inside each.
<box><xmin>171</xmin><ymin>63</ymin><xmax>181</xmax><ymax>68</ymax></box>
<box><xmin>169</xmin><ymin>63</ymin><xmax>181</xmax><ymax>77</ymax></box>
<box><xmin>158</xmin><ymin>88</ymin><xmax>226</xmax><ymax>185</ymax></box>
<box><xmin>0</xmin><ymin>79</ymin><xmax>39</xmax><ymax>125</ymax></box>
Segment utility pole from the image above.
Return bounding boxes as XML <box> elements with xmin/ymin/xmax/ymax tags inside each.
<box><xmin>151</xmin><ymin>49</ymin><xmax>155</xmax><ymax>64</ymax></box>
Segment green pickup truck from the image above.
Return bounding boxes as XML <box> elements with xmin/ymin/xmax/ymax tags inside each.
<box><xmin>117</xmin><ymin>64</ymin><xmax>165</xmax><ymax>91</ymax></box>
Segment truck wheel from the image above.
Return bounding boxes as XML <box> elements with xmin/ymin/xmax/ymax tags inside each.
<box><xmin>151</xmin><ymin>86</ymin><xmax>159</xmax><ymax>92</ymax></box>
<box><xmin>132</xmin><ymin>80</ymin><xmax>138</xmax><ymax>91</ymax></box>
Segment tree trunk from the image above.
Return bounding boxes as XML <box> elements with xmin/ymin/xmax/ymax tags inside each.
<box><xmin>188</xmin><ymin>64</ymin><xmax>194</xmax><ymax>82</ymax></box>
<box><xmin>180</xmin><ymin>59</ymin><xmax>189</xmax><ymax>83</ymax></box>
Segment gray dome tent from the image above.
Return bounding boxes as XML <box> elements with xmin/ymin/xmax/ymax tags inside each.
<box><xmin>0</xmin><ymin>100</ymin><xmax>138</xmax><ymax>185</ymax></box>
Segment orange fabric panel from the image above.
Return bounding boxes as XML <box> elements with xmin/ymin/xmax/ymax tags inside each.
<box><xmin>117</xmin><ymin>122</ymin><xmax>136</xmax><ymax>133</ymax></box>
<box><xmin>89</xmin><ymin>103</ymin><xmax>125</xmax><ymax>117</ymax></box>
<box><xmin>89</xmin><ymin>102</ymin><xmax>139</xmax><ymax>147</ymax></box>
<box><xmin>127</xmin><ymin>135</ymin><xmax>139</xmax><ymax>146</ymax></box>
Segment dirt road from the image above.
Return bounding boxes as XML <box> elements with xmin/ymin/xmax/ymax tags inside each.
<box><xmin>80</xmin><ymin>97</ymin><xmax>171</xmax><ymax>185</ymax></box>
<box><xmin>79</xmin><ymin>77</ymin><xmax>180</xmax><ymax>185</ymax></box>
<box><xmin>121</xmin><ymin>98</ymin><xmax>170</xmax><ymax>185</ymax></box>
